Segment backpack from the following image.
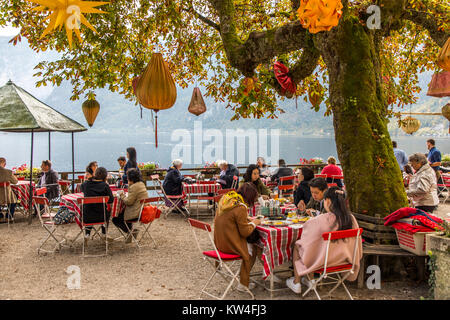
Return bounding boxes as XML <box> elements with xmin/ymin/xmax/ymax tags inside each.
<box><xmin>53</xmin><ymin>206</ymin><xmax>75</xmax><ymax>225</ymax></box>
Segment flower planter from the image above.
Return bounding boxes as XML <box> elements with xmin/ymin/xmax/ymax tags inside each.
<box><xmin>426</xmin><ymin>233</ymin><xmax>450</xmax><ymax>300</ymax></box>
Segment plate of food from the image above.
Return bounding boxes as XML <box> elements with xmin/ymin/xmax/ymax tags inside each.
<box><xmin>261</xmin><ymin>220</ymin><xmax>293</xmax><ymax>227</ymax></box>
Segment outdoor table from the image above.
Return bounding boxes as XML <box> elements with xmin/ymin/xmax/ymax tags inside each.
<box><xmin>253</xmin><ymin>223</ymin><xmax>303</xmax><ymax>298</ymax></box>
<box><xmin>182</xmin><ymin>183</ymin><xmax>222</xmax><ymax>207</ymax></box>
<box><xmin>75</xmin><ymin>183</ymin><xmax>122</xmax><ymax>194</ymax></box>
<box><xmin>11</xmin><ymin>181</ymin><xmax>35</xmax><ymax>211</ymax></box>
<box><xmin>59</xmin><ymin>192</ymin><xmax>126</xmax><ymax>228</ymax></box>
<box><xmin>248</xmin><ymin>203</ymin><xmax>297</xmax><ymax>217</ymax></box>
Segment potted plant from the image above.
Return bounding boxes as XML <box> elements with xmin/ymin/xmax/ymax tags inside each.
<box><xmin>13</xmin><ymin>164</ymin><xmax>42</xmax><ymax>182</ymax></box>
<box><xmin>441</xmin><ymin>154</ymin><xmax>450</xmax><ymax>167</ymax></box>
<box><xmin>200</xmin><ymin>162</ymin><xmax>220</xmax><ymax>176</ymax></box>
<box><xmin>426</xmin><ymin>220</ymin><xmax>450</xmax><ymax>300</ymax></box>
<box><xmin>138</xmin><ymin>162</ymin><xmax>158</xmax><ymax>179</ymax></box>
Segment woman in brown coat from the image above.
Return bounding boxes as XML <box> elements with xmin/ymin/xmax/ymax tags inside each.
<box><xmin>213</xmin><ymin>183</ymin><xmax>262</xmax><ymax>292</ymax></box>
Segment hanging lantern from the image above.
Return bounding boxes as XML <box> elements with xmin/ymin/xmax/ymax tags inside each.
<box><xmin>188</xmin><ymin>87</ymin><xmax>207</xmax><ymax>116</ymax></box>
<box><xmin>273</xmin><ymin>61</ymin><xmax>296</xmax><ymax>98</ymax></box>
<box><xmin>400</xmin><ymin>116</ymin><xmax>421</xmax><ymax>135</ymax></box>
<box><xmin>26</xmin><ymin>0</ymin><xmax>109</xmax><ymax>48</ymax></box>
<box><xmin>437</xmin><ymin>37</ymin><xmax>450</xmax><ymax>72</ymax></box>
<box><xmin>427</xmin><ymin>71</ymin><xmax>450</xmax><ymax>97</ymax></box>
<box><xmin>442</xmin><ymin>103</ymin><xmax>450</xmax><ymax>134</ymax></box>
<box><xmin>135</xmin><ymin>53</ymin><xmax>177</xmax><ymax>148</ymax></box>
<box><xmin>82</xmin><ymin>99</ymin><xmax>100</xmax><ymax>127</ymax></box>
<box><xmin>297</xmin><ymin>0</ymin><xmax>343</xmax><ymax>34</ymax></box>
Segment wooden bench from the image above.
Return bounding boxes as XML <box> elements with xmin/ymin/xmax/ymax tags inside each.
<box><xmin>357</xmin><ymin>243</ymin><xmax>426</xmax><ymax>288</ymax></box>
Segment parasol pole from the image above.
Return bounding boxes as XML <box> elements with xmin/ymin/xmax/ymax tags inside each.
<box><xmin>71</xmin><ymin>132</ymin><xmax>75</xmax><ymax>193</ymax></box>
<box><xmin>48</xmin><ymin>131</ymin><xmax>51</xmax><ymax>161</ymax></box>
<box><xmin>28</xmin><ymin>129</ymin><xmax>34</xmax><ymax>225</ymax></box>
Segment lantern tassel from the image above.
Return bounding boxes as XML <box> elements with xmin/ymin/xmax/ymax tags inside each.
<box><xmin>155</xmin><ymin>114</ymin><xmax>158</xmax><ymax>148</ymax></box>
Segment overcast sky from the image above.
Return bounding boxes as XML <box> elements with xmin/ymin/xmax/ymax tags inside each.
<box><xmin>0</xmin><ymin>25</ymin><xmax>20</xmax><ymax>37</ymax></box>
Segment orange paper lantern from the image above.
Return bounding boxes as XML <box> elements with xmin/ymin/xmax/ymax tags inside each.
<box><xmin>135</xmin><ymin>53</ymin><xmax>177</xmax><ymax>147</ymax></box>
<box><xmin>437</xmin><ymin>37</ymin><xmax>450</xmax><ymax>71</ymax></box>
<box><xmin>297</xmin><ymin>0</ymin><xmax>343</xmax><ymax>34</ymax></box>
<box><xmin>82</xmin><ymin>99</ymin><xmax>100</xmax><ymax>127</ymax></box>
<box><xmin>188</xmin><ymin>87</ymin><xmax>207</xmax><ymax>116</ymax></box>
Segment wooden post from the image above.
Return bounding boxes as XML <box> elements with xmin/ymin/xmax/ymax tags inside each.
<box><xmin>28</xmin><ymin>130</ymin><xmax>34</xmax><ymax>225</ymax></box>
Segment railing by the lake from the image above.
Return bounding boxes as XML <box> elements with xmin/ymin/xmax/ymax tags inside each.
<box><xmin>58</xmin><ymin>163</ymin><xmax>331</xmax><ymax>192</ymax></box>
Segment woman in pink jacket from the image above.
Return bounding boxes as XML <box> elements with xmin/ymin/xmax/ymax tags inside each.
<box><xmin>287</xmin><ymin>187</ymin><xmax>362</xmax><ymax>294</ymax></box>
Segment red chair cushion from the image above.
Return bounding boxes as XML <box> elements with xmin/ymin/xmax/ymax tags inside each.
<box><xmin>203</xmin><ymin>250</ymin><xmax>242</xmax><ymax>261</ymax></box>
<box><xmin>313</xmin><ymin>264</ymin><xmax>353</xmax><ymax>274</ymax></box>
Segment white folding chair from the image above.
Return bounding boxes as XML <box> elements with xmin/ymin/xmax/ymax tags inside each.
<box><xmin>188</xmin><ymin>218</ymin><xmax>254</xmax><ymax>300</ymax></box>
<box><xmin>302</xmin><ymin>228</ymin><xmax>363</xmax><ymax>300</ymax></box>
<box><xmin>152</xmin><ymin>175</ymin><xmax>189</xmax><ymax>218</ymax></box>
<box><xmin>437</xmin><ymin>175</ymin><xmax>449</xmax><ymax>203</ymax></box>
<box><xmin>77</xmin><ymin>196</ymin><xmax>110</xmax><ymax>258</ymax></box>
<box><xmin>117</xmin><ymin>197</ymin><xmax>161</xmax><ymax>249</ymax></box>
<box><xmin>33</xmin><ymin>196</ymin><xmax>78</xmax><ymax>254</ymax></box>
<box><xmin>231</xmin><ymin>175</ymin><xmax>239</xmax><ymax>190</ymax></box>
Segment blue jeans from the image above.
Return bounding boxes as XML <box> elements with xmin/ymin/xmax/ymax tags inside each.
<box><xmin>0</xmin><ymin>203</ymin><xmax>16</xmax><ymax>219</ymax></box>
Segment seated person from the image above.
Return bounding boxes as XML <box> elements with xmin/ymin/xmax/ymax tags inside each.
<box><xmin>256</xmin><ymin>157</ymin><xmax>271</xmax><ymax>178</ymax></box>
<box><xmin>80</xmin><ymin>167</ymin><xmax>114</xmax><ymax>242</ymax></box>
<box><xmin>117</xmin><ymin>156</ymin><xmax>126</xmax><ymax>178</ymax></box>
<box><xmin>37</xmin><ymin>160</ymin><xmax>59</xmax><ymax>201</ymax></box>
<box><xmin>294</xmin><ymin>167</ymin><xmax>314</xmax><ymax>209</ymax></box>
<box><xmin>84</xmin><ymin>161</ymin><xmax>98</xmax><ymax>180</ymax></box>
<box><xmin>286</xmin><ymin>187</ymin><xmax>362</xmax><ymax>294</ymax></box>
<box><xmin>0</xmin><ymin>157</ymin><xmax>18</xmax><ymax>221</ymax></box>
<box><xmin>270</xmin><ymin>159</ymin><xmax>294</xmax><ymax>184</ymax></box>
<box><xmin>216</xmin><ymin>160</ymin><xmax>240</xmax><ymax>189</ymax></box>
<box><xmin>162</xmin><ymin>159</ymin><xmax>187</xmax><ymax>211</ymax></box>
<box><xmin>214</xmin><ymin>182</ymin><xmax>262</xmax><ymax>293</ymax></box>
<box><xmin>298</xmin><ymin>177</ymin><xmax>328</xmax><ymax>215</ymax></box>
<box><xmin>112</xmin><ymin>168</ymin><xmax>148</xmax><ymax>243</ymax></box>
<box><xmin>239</xmin><ymin>164</ymin><xmax>270</xmax><ymax>200</ymax></box>
<box><xmin>321</xmin><ymin>156</ymin><xmax>343</xmax><ymax>188</ymax></box>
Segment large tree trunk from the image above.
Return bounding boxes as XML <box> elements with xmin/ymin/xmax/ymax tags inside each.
<box><xmin>317</xmin><ymin>17</ymin><xmax>408</xmax><ymax>216</ymax></box>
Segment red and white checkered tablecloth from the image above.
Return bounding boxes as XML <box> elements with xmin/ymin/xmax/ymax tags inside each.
<box><xmin>183</xmin><ymin>183</ymin><xmax>221</xmax><ymax>195</ymax></box>
<box><xmin>11</xmin><ymin>181</ymin><xmax>35</xmax><ymax>210</ymax></box>
<box><xmin>248</xmin><ymin>203</ymin><xmax>297</xmax><ymax>217</ymax></box>
<box><xmin>75</xmin><ymin>183</ymin><xmax>123</xmax><ymax>194</ymax></box>
<box><xmin>59</xmin><ymin>192</ymin><xmax>125</xmax><ymax>228</ymax></box>
<box><xmin>256</xmin><ymin>225</ymin><xmax>303</xmax><ymax>279</ymax></box>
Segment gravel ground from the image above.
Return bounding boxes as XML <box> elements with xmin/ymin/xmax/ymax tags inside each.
<box><xmin>0</xmin><ymin>203</ymin><xmax>448</xmax><ymax>300</ymax></box>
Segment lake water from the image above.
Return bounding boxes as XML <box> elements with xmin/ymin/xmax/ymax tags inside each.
<box><xmin>0</xmin><ymin>131</ymin><xmax>449</xmax><ymax>173</ymax></box>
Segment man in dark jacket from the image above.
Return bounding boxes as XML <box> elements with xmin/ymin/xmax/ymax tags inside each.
<box><xmin>217</xmin><ymin>160</ymin><xmax>240</xmax><ymax>189</ymax></box>
<box><xmin>271</xmin><ymin>159</ymin><xmax>294</xmax><ymax>184</ymax></box>
<box><xmin>37</xmin><ymin>160</ymin><xmax>59</xmax><ymax>201</ymax></box>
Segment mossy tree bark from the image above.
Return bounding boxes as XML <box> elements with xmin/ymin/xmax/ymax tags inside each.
<box><xmin>316</xmin><ymin>17</ymin><xmax>408</xmax><ymax>215</ymax></box>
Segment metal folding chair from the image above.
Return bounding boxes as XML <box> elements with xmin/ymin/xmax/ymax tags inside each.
<box><xmin>77</xmin><ymin>196</ymin><xmax>110</xmax><ymax>258</ymax></box>
<box><xmin>188</xmin><ymin>218</ymin><xmax>254</xmax><ymax>300</ymax></box>
<box><xmin>314</xmin><ymin>174</ymin><xmax>327</xmax><ymax>179</ymax></box>
<box><xmin>302</xmin><ymin>228</ymin><xmax>363</xmax><ymax>300</ymax></box>
<box><xmin>33</xmin><ymin>196</ymin><xmax>78</xmax><ymax>254</ymax></box>
<box><xmin>278</xmin><ymin>175</ymin><xmax>296</xmax><ymax>198</ymax></box>
<box><xmin>118</xmin><ymin>197</ymin><xmax>161</xmax><ymax>249</ymax></box>
<box><xmin>231</xmin><ymin>175</ymin><xmax>239</xmax><ymax>190</ymax></box>
<box><xmin>152</xmin><ymin>175</ymin><xmax>189</xmax><ymax>219</ymax></box>
<box><xmin>437</xmin><ymin>175</ymin><xmax>450</xmax><ymax>203</ymax></box>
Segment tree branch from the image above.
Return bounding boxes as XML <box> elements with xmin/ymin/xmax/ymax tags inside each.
<box><xmin>182</xmin><ymin>6</ymin><xmax>220</xmax><ymax>31</ymax></box>
<box><xmin>402</xmin><ymin>9</ymin><xmax>449</xmax><ymax>47</ymax></box>
<box><xmin>208</xmin><ymin>0</ymin><xmax>316</xmax><ymax>77</ymax></box>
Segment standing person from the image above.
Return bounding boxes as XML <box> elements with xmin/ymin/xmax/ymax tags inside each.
<box><xmin>294</xmin><ymin>167</ymin><xmax>314</xmax><ymax>209</ymax></box>
<box><xmin>239</xmin><ymin>164</ymin><xmax>270</xmax><ymax>199</ymax></box>
<box><xmin>286</xmin><ymin>187</ymin><xmax>362</xmax><ymax>294</ymax></box>
<box><xmin>216</xmin><ymin>160</ymin><xmax>240</xmax><ymax>189</ymax></box>
<box><xmin>426</xmin><ymin>139</ymin><xmax>443</xmax><ymax>193</ymax></box>
<box><xmin>407</xmin><ymin>153</ymin><xmax>439</xmax><ymax>213</ymax></box>
<box><xmin>270</xmin><ymin>159</ymin><xmax>294</xmax><ymax>184</ymax></box>
<box><xmin>0</xmin><ymin>157</ymin><xmax>18</xmax><ymax>222</ymax></box>
<box><xmin>392</xmin><ymin>141</ymin><xmax>408</xmax><ymax>172</ymax></box>
<box><xmin>80</xmin><ymin>167</ymin><xmax>114</xmax><ymax>243</ymax></box>
<box><xmin>37</xmin><ymin>160</ymin><xmax>59</xmax><ymax>202</ymax></box>
<box><xmin>122</xmin><ymin>147</ymin><xmax>139</xmax><ymax>186</ymax></box>
<box><xmin>321</xmin><ymin>156</ymin><xmax>344</xmax><ymax>187</ymax></box>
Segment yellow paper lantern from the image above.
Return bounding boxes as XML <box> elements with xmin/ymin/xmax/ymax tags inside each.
<box><xmin>135</xmin><ymin>53</ymin><xmax>177</xmax><ymax>147</ymax></box>
<box><xmin>26</xmin><ymin>0</ymin><xmax>109</xmax><ymax>48</ymax></box>
<box><xmin>400</xmin><ymin>116</ymin><xmax>421</xmax><ymax>135</ymax></box>
<box><xmin>297</xmin><ymin>0</ymin><xmax>343</xmax><ymax>34</ymax></box>
<box><xmin>82</xmin><ymin>99</ymin><xmax>100</xmax><ymax>127</ymax></box>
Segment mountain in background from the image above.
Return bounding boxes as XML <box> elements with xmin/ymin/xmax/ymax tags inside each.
<box><xmin>1</xmin><ymin>36</ymin><xmax>448</xmax><ymax>136</ymax></box>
